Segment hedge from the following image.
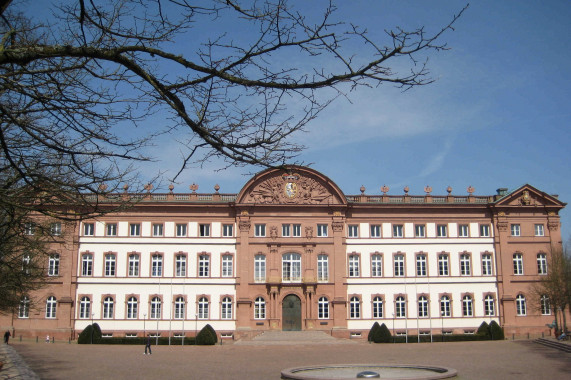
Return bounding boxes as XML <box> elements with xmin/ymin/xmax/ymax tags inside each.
<box><xmin>82</xmin><ymin>336</ymin><xmax>197</xmax><ymax>345</ymax></box>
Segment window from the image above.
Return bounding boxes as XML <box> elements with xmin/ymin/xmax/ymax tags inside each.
<box><xmin>415</xmin><ymin>224</ymin><xmax>426</xmax><ymax>238</ymax></box>
<box><xmin>102</xmin><ymin>297</ymin><xmax>114</xmax><ymax>319</ymax></box>
<box><xmin>82</xmin><ymin>253</ymin><xmax>93</xmax><ymax>276</ymax></box>
<box><xmin>392</xmin><ymin>224</ymin><xmax>403</xmax><ymax>238</ymax></box>
<box><xmin>254</xmin><ymin>255</ymin><xmax>266</xmax><ymax>282</ymax></box>
<box><xmin>438</xmin><ymin>254</ymin><xmax>449</xmax><ymax>276</ymax></box>
<box><xmin>199</xmin><ymin>255</ymin><xmax>210</xmax><ymax>277</ymax></box>
<box><xmin>222</xmin><ymin>255</ymin><xmax>233</xmax><ymax>277</ymax></box>
<box><xmin>460</xmin><ymin>254</ymin><xmax>471</xmax><ymax>276</ymax></box>
<box><xmin>482</xmin><ymin>254</ymin><xmax>493</xmax><ymax>276</ymax></box>
<box><xmin>372</xmin><ymin>296</ymin><xmax>383</xmax><ymax>318</ymax></box>
<box><xmin>21</xmin><ymin>253</ymin><xmax>31</xmax><ymax>274</ymax></box>
<box><xmin>540</xmin><ymin>295</ymin><xmax>551</xmax><ymax>315</ymax></box>
<box><xmin>516</xmin><ymin>294</ymin><xmax>526</xmax><ymax>316</ymax></box>
<box><xmin>318</xmin><ymin>297</ymin><xmax>329</xmax><ymax>319</ymax></box>
<box><xmin>84</xmin><ymin>223</ymin><xmax>94</xmax><ymax>236</ymax></box>
<box><xmin>437</xmin><ymin>224</ymin><xmax>447</xmax><ymax>237</ymax></box>
<box><xmin>129</xmin><ymin>223</ymin><xmax>140</xmax><ymax>236</ymax></box>
<box><xmin>198</xmin><ymin>297</ymin><xmax>209</xmax><ymax>319</ymax></box>
<box><xmin>199</xmin><ymin>224</ymin><xmax>210</xmax><ymax>237</ymax></box>
<box><xmin>534</xmin><ymin>224</ymin><xmax>544</xmax><ymax>236</ymax></box>
<box><xmin>513</xmin><ymin>253</ymin><xmax>524</xmax><ymax>275</ymax></box>
<box><xmin>19</xmin><ymin>296</ymin><xmax>30</xmax><ymax>318</ymax></box>
<box><xmin>317</xmin><ymin>224</ymin><xmax>328</xmax><ymax>237</ymax></box>
<box><xmin>50</xmin><ymin>222</ymin><xmax>62</xmax><ymax>236</ymax></box>
<box><xmin>292</xmin><ymin>224</ymin><xmax>301</xmax><ymax>237</ymax></box>
<box><xmin>370</xmin><ymin>225</ymin><xmax>381</xmax><ymax>238</ymax></box>
<box><xmin>103</xmin><ymin>254</ymin><xmax>115</xmax><ymax>277</ymax></box>
<box><xmin>458</xmin><ymin>224</ymin><xmax>469</xmax><ymax>237</ymax></box>
<box><xmin>175</xmin><ymin>254</ymin><xmax>187</xmax><ymax>277</ymax></box>
<box><xmin>348</xmin><ymin>225</ymin><xmax>358</xmax><ymax>238</ymax></box>
<box><xmin>24</xmin><ymin>223</ymin><xmax>34</xmax><ymax>236</ymax></box>
<box><xmin>151</xmin><ymin>254</ymin><xmax>163</xmax><ymax>277</ymax></box>
<box><xmin>222</xmin><ymin>224</ymin><xmax>234</xmax><ymax>237</ymax></box>
<box><xmin>348</xmin><ymin>255</ymin><xmax>360</xmax><ymax>277</ymax></box>
<box><xmin>46</xmin><ymin>296</ymin><xmax>57</xmax><ymax>319</ymax></box>
<box><xmin>106</xmin><ymin>223</ymin><xmax>117</xmax><ymax>236</ymax></box>
<box><xmin>221</xmin><ymin>297</ymin><xmax>232</xmax><ymax>319</ymax></box>
<box><xmin>150</xmin><ymin>297</ymin><xmax>161</xmax><ymax>319</ymax></box>
<box><xmin>48</xmin><ymin>254</ymin><xmax>60</xmax><ymax>276</ymax></box>
<box><xmin>152</xmin><ymin>223</ymin><xmax>163</xmax><ymax>237</ymax></box>
<box><xmin>254</xmin><ymin>297</ymin><xmax>266</xmax><ymax>319</ymax></box>
<box><xmin>394</xmin><ymin>254</ymin><xmax>405</xmax><ymax>277</ymax></box>
<box><xmin>349</xmin><ymin>296</ymin><xmax>360</xmax><ymax>319</ymax></box>
<box><xmin>128</xmin><ymin>254</ymin><xmax>140</xmax><ymax>277</ymax></box>
<box><xmin>462</xmin><ymin>295</ymin><xmax>473</xmax><ymax>317</ymax></box>
<box><xmin>371</xmin><ymin>254</ymin><xmax>382</xmax><ymax>277</ymax></box>
<box><xmin>174</xmin><ymin>297</ymin><xmax>185</xmax><ymax>319</ymax></box>
<box><xmin>440</xmin><ymin>296</ymin><xmax>451</xmax><ymax>317</ymax></box>
<box><xmin>479</xmin><ymin>224</ymin><xmax>490</xmax><ymax>237</ymax></box>
<box><xmin>511</xmin><ymin>224</ymin><xmax>520</xmax><ymax>237</ymax></box>
<box><xmin>484</xmin><ymin>295</ymin><xmax>495</xmax><ymax>316</ymax></box>
<box><xmin>176</xmin><ymin>223</ymin><xmax>187</xmax><ymax>237</ymax></box>
<box><xmin>282</xmin><ymin>224</ymin><xmax>291</xmax><ymax>237</ymax></box>
<box><xmin>126</xmin><ymin>297</ymin><xmax>138</xmax><ymax>319</ymax></box>
<box><xmin>418</xmin><ymin>296</ymin><xmax>428</xmax><ymax>318</ymax></box>
<box><xmin>317</xmin><ymin>254</ymin><xmax>329</xmax><ymax>281</ymax></box>
<box><xmin>395</xmin><ymin>296</ymin><xmax>406</xmax><ymax>318</ymax></box>
<box><xmin>537</xmin><ymin>253</ymin><xmax>547</xmax><ymax>275</ymax></box>
<box><xmin>255</xmin><ymin>224</ymin><xmax>266</xmax><ymax>237</ymax></box>
<box><xmin>416</xmin><ymin>254</ymin><xmax>427</xmax><ymax>276</ymax></box>
<box><xmin>282</xmin><ymin>253</ymin><xmax>301</xmax><ymax>281</ymax></box>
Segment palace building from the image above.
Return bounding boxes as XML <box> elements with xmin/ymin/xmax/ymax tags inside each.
<box><xmin>1</xmin><ymin>166</ymin><xmax>567</xmax><ymax>341</ymax></box>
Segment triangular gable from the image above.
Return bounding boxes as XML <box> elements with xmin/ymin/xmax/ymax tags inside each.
<box><xmin>493</xmin><ymin>184</ymin><xmax>566</xmax><ymax>208</ymax></box>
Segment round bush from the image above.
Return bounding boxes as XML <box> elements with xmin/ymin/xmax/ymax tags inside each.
<box><xmin>477</xmin><ymin>321</ymin><xmax>490</xmax><ymax>339</ymax></box>
<box><xmin>196</xmin><ymin>324</ymin><xmax>217</xmax><ymax>345</ymax></box>
<box><xmin>489</xmin><ymin>320</ymin><xmax>504</xmax><ymax>340</ymax></box>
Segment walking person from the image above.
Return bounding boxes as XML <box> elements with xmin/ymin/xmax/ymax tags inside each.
<box><xmin>3</xmin><ymin>330</ymin><xmax>10</xmax><ymax>344</ymax></box>
<box><xmin>144</xmin><ymin>334</ymin><xmax>152</xmax><ymax>355</ymax></box>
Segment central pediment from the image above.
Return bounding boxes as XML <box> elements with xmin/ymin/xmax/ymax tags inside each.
<box><xmin>236</xmin><ymin>166</ymin><xmax>346</xmax><ymax>205</ymax></box>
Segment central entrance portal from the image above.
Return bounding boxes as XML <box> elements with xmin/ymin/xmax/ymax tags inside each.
<box><xmin>282</xmin><ymin>294</ymin><xmax>302</xmax><ymax>331</ymax></box>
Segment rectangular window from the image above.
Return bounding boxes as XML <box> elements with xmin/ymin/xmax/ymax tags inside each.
<box><xmin>175</xmin><ymin>255</ymin><xmax>186</xmax><ymax>277</ymax></box>
<box><xmin>82</xmin><ymin>254</ymin><xmax>93</xmax><ymax>276</ymax></box>
<box><xmin>282</xmin><ymin>224</ymin><xmax>291</xmax><ymax>237</ymax></box>
<box><xmin>292</xmin><ymin>224</ymin><xmax>301</xmax><ymax>237</ymax></box>
<box><xmin>105</xmin><ymin>254</ymin><xmax>116</xmax><ymax>276</ymax></box>
<box><xmin>176</xmin><ymin>223</ymin><xmax>187</xmax><ymax>237</ymax></box>
<box><xmin>152</xmin><ymin>223</ymin><xmax>163</xmax><ymax>237</ymax></box>
<box><xmin>84</xmin><ymin>223</ymin><xmax>94</xmax><ymax>236</ymax></box>
<box><xmin>317</xmin><ymin>255</ymin><xmax>329</xmax><ymax>281</ymax></box>
<box><xmin>438</xmin><ymin>254</ymin><xmax>449</xmax><ymax>276</ymax></box>
<box><xmin>458</xmin><ymin>224</ymin><xmax>469</xmax><ymax>237</ymax></box>
<box><xmin>348</xmin><ymin>225</ymin><xmax>359</xmax><ymax>238</ymax></box>
<box><xmin>370</xmin><ymin>225</ymin><xmax>381</xmax><ymax>238</ymax></box>
<box><xmin>371</xmin><ymin>255</ymin><xmax>382</xmax><ymax>277</ymax></box>
<box><xmin>106</xmin><ymin>223</ymin><xmax>117</xmax><ymax>236</ymax></box>
<box><xmin>511</xmin><ymin>224</ymin><xmax>520</xmax><ymax>236</ymax></box>
<box><xmin>254</xmin><ymin>255</ymin><xmax>266</xmax><ymax>282</ymax></box>
<box><xmin>415</xmin><ymin>224</ymin><xmax>425</xmax><ymax>238</ymax></box>
<box><xmin>317</xmin><ymin>224</ymin><xmax>328</xmax><ymax>237</ymax></box>
<box><xmin>51</xmin><ymin>222</ymin><xmax>62</xmax><ymax>236</ymax></box>
<box><xmin>513</xmin><ymin>253</ymin><xmax>524</xmax><ymax>275</ymax></box>
<box><xmin>534</xmin><ymin>224</ymin><xmax>544</xmax><ymax>236</ymax></box>
<box><xmin>222</xmin><ymin>255</ymin><xmax>233</xmax><ymax>277</ymax></box>
<box><xmin>537</xmin><ymin>253</ymin><xmax>547</xmax><ymax>275</ymax></box>
<box><xmin>129</xmin><ymin>223</ymin><xmax>140</xmax><ymax>236</ymax></box>
<box><xmin>222</xmin><ymin>224</ymin><xmax>234</xmax><ymax>237</ymax></box>
<box><xmin>437</xmin><ymin>224</ymin><xmax>447</xmax><ymax>237</ymax></box>
<box><xmin>128</xmin><ymin>254</ymin><xmax>139</xmax><ymax>277</ymax></box>
<box><xmin>393</xmin><ymin>224</ymin><xmax>403</xmax><ymax>238</ymax></box>
<box><xmin>199</xmin><ymin>255</ymin><xmax>210</xmax><ymax>277</ymax></box>
<box><xmin>24</xmin><ymin>223</ymin><xmax>35</xmax><ymax>236</ymax></box>
<box><xmin>48</xmin><ymin>254</ymin><xmax>60</xmax><ymax>276</ymax></box>
<box><xmin>394</xmin><ymin>255</ymin><xmax>405</xmax><ymax>277</ymax></box>
<box><xmin>255</xmin><ymin>224</ymin><xmax>266</xmax><ymax>237</ymax></box>
<box><xmin>151</xmin><ymin>255</ymin><xmax>163</xmax><ymax>277</ymax></box>
<box><xmin>416</xmin><ymin>255</ymin><xmax>427</xmax><ymax>276</ymax></box>
<box><xmin>479</xmin><ymin>224</ymin><xmax>490</xmax><ymax>237</ymax></box>
<box><xmin>348</xmin><ymin>255</ymin><xmax>360</xmax><ymax>277</ymax></box>
<box><xmin>199</xmin><ymin>224</ymin><xmax>210</xmax><ymax>237</ymax></box>
<box><xmin>482</xmin><ymin>254</ymin><xmax>493</xmax><ymax>276</ymax></box>
<box><xmin>460</xmin><ymin>254</ymin><xmax>471</xmax><ymax>276</ymax></box>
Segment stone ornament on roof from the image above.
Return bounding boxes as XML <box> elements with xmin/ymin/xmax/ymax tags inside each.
<box><xmin>246</xmin><ymin>172</ymin><xmax>333</xmax><ymax>204</ymax></box>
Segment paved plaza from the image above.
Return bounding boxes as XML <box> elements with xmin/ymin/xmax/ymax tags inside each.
<box><xmin>1</xmin><ymin>337</ymin><xmax>570</xmax><ymax>379</ymax></box>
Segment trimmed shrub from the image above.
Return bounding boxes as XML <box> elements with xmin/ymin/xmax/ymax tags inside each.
<box><xmin>368</xmin><ymin>322</ymin><xmax>381</xmax><ymax>342</ymax></box>
<box><xmin>196</xmin><ymin>324</ymin><xmax>217</xmax><ymax>345</ymax></box>
<box><xmin>205</xmin><ymin>324</ymin><xmax>218</xmax><ymax>344</ymax></box>
<box><xmin>489</xmin><ymin>320</ymin><xmax>504</xmax><ymax>340</ymax></box>
<box><xmin>77</xmin><ymin>323</ymin><xmax>102</xmax><ymax>344</ymax></box>
<box><xmin>377</xmin><ymin>323</ymin><xmax>392</xmax><ymax>343</ymax></box>
<box><xmin>477</xmin><ymin>321</ymin><xmax>491</xmax><ymax>339</ymax></box>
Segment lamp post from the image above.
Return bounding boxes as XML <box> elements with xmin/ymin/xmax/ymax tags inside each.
<box><xmin>392</xmin><ymin>313</ymin><xmax>395</xmax><ymax>343</ymax></box>
<box><xmin>91</xmin><ymin>313</ymin><xmax>94</xmax><ymax>344</ymax></box>
<box><xmin>441</xmin><ymin>311</ymin><xmax>445</xmax><ymax>342</ymax></box>
<box><xmin>143</xmin><ymin>313</ymin><xmax>146</xmax><ymax>337</ymax></box>
<box><xmin>195</xmin><ymin>314</ymin><xmax>198</xmax><ymax>341</ymax></box>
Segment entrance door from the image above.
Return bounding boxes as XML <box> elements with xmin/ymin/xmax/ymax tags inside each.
<box><xmin>282</xmin><ymin>294</ymin><xmax>302</xmax><ymax>331</ymax></box>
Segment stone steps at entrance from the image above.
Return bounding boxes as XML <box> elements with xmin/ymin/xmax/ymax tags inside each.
<box><xmin>235</xmin><ymin>330</ymin><xmax>357</xmax><ymax>345</ymax></box>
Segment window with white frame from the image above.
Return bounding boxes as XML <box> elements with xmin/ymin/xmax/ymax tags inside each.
<box><xmin>510</xmin><ymin>224</ymin><xmax>521</xmax><ymax>236</ymax></box>
<box><xmin>255</xmin><ymin>224</ymin><xmax>266</xmax><ymax>237</ymax></box>
<box><xmin>176</xmin><ymin>223</ymin><xmax>187</xmax><ymax>237</ymax></box>
<box><xmin>534</xmin><ymin>224</ymin><xmax>544</xmax><ymax>236</ymax></box>
<box><xmin>103</xmin><ymin>297</ymin><xmax>114</xmax><ymax>319</ymax></box>
<box><xmin>222</xmin><ymin>224</ymin><xmax>234</xmax><ymax>237</ymax></box>
<box><xmin>460</xmin><ymin>254</ymin><xmax>471</xmax><ymax>276</ymax></box>
<box><xmin>395</xmin><ymin>296</ymin><xmax>406</xmax><ymax>318</ymax></box>
<box><xmin>45</xmin><ymin>296</ymin><xmax>57</xmax><ymax>319</ymax></box>
<box><xmin>516</xmin><ymin>294</ymin><xmax>526</xmax><ymax>316</ymax></box>
<box><xmin>318</xmin><ymin>297</ymin><xmax>329</xmax><ymax>319</ymax></box>
<box><xmin>24</xmin><ymin>223</ymin><xmax>34</xmax><ymax>236</ymax></box>
<box><xmin>198</xmin><ymin>297</ymin><xmax>209</xmax><ymax>319</ymax></box>
<box><xmin>150</xmin><ymin>297</ymin><xmax>161</xmax><ymax>319</ymax></box>
<box><xmin>21</xmin><ymin>253</ymin><xmax>30</xmax><ymax>274</ymax></box>
<box><xmin>48</xmin><ymin>254</ymin><xmax>60</xmax><ymax>276</ymax></box>
<box><xmin>254</xmin><ymin>254</ymin><xmax>266</xmax><ymax>282</ymax></box>
<box><xmin>348</xmin><ymin>225</ymin><xmax>358</xmax><ymax>238</ymax></box>
<box><xmin>222</xmin><ymin>255</ymin><xmax>233</xmax><ymax>277</ymax></box>
<box><xmin>317</xmin><ymin>254</ymin><xmax>328</xmax><ymax>281</ymax></box>
<box><xmin>19</xmin><ymin>296</ymin><xmax>29</xmax><ymax>318</ymax></box>
<box><xmin>371</xmin><ymin>254</ymin><xmax>382</xmax><ymax>277</ymax></box>
<box><xmin>174</xmin><ymin>297</ymin><xmax>185</xmax><ymax>319</ymax></box>
<box><xmin>393</xmin><ymin>224</ymin><xmax>403</xmax><ymax>238</ymax></box>
<box><xmin>84</xmin><ymin>223</ymin><xmax>94</xmax><ymax>236</ymax></box>
<box><xmin>537</xmin><ymin>253</ymin><xmax>547</xmax><ymax>275</ymax></box>
<box><xmin>317</xmin><ymin>224</ymin><xmax>328</xmax><ymax>237</ymax></box>
<box><xmin>105</xmin><ymin>254</ymin><xmax>116</xmax><ymax>276</ymax></box>
<box><xmin>106</xmin><ymin>223</ymin><xmax>117</xmax><ymax>236</ymax></box>
<box><xmin>418</xmin><ymin>296</ymin><xmax>428</xmax><ymax>317</ymax></box>
<box><xmin>482</xmin><ymin>254</ymin><xmax>493</xmax><ymax>276</ymax></box>
<box><xmin>175</xmin><ymin>254</ymin><xmax>186</xmax><ymax>277</ymax></box>
<box><xmin>254</xmin><ymin>297</ymin><xmax>266</xmax><ymax>319</ymax></box>
<box><xmin>128</xmin><ymin>254</ymin><xmax>139</xmax><ymax>276</ymax></box>
<box><xmin>199</xmin><ymin>224</ymin><xmax>210</xmax><ymax>237</ymax></box>
<box><xmin>129</xmin><ymin>223</ymin><xmax>140</xmax><ymax>236</ymax></box>
<box><xmin>126</xmin><ymin>297</ymin><xmax>138</xmax><ymax>319</ymax></box>
<box><xmin>462</xmin><ymin>295</ymin><xmax>473</xmax><ymax>317</ymax></box>
<box><xmin>415</xmin><ymin>224</ymin><xmax>426</xmax><ymax>237</ymax></box>
<box><xmin>292</xmin><ymin>224</ymin><xmax>301</xmax><ymax>237</ymax></box>
<box><xmin>349</xmin><ymin>296</ymin><xmax>360</xmax><ymax>319</ymax></box>
<box><xmin>50</xmin><ymin>222</ymin><xmax>62</xmax><ymax>236</ymax></box>
<box><xmin>394</xmin><ymin>254</ymin><xmax>405</xmax><ymax>277</ymax></box>
<box><xmin>82</xmin><ymin>253</ymin><xmax>93</xmax><ymax>276</ymax></box>
<box><xmin>152</xmin><ymin>223</ymin><xmax>163</xmax><ymax>237</ymax></box>
<box><xmin>370</xmin><ymin>225</ymin><xmax>381</xmax><ymax>238</ymax></box>
<box><xmin>458</xmin><ymin>224</ymin><xmax>469</xmax><ymax>237</ymax></box>
<box><xmin>540</xmin><ymin>295</ymin><xmax>551</xmax><ymax>315</ymax></box>
<box><xmin>513</xmin><ymin>253</ymin><xmax>524</xmax><ymax>275</ymax></box>
<box><xmin>416</xmin><ymin>254</ymin><xmax>427</xmax><ymax>276</ymax></box>
<box><xmin>372</xmin><ymin>296</ymin><xmax>383</xmax><ymax>318</ymax></box>
<box><xmin>437</xmin><ymin>224</ymin><xmax>447</xmax><ymax>237</ymax></box>
<box><xmin>479</xmin><ymin>224</ymin><xmax>490</xmax><ymax>237</ymax></box>
<box><xmin>440</xmin><ymin>296</ymin><xmax>451</xmax><ymax>317</ymax></box>
<box><xmin>282</xmin><ymin>253</ymin><xmax>301</xmax><ymax>281</ymax></box>
<box><xmin>282</xmin><ymin>224</ymin><xmax>291</xmax><ymax>237</ymax></box>
<box><xmin>151</xmin><ymin>254</ymin><xmax>163</xmax><ymax>277</ymax></box>
<box><xmin>484</xmin><ymin>295</ymin><xmax>495</xmax><ymax>316</ymax></box>
<box><xmin>198</xmin><ymin>255</ymin><xmax>210</xmax><ymax>277</ymax></box>
<box><xmin>348</xmin><ymin>255</ymin><xmax>360</xmax><ymax>277</ymax></box>
<box><xmin>438</xmin><ymin>254</ymin><xmax>449</xmax><ymax>276</ymax></box>
<box><xmin>221</xmin><ymin>297</ymin><xmax>232</xmax><ymax>319</ymax></box>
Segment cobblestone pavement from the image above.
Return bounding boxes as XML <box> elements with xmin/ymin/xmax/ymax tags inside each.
<box><xmin>0</xmin><ymin>343</ymin><xmax>39</xmax><ymax>380</ymax></box>
<box><xmin>4</xmin><ymin>338</ymin><xmax>571</xmax><ymax>380</ymax></box>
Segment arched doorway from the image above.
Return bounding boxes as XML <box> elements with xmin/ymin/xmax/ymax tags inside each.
<box><xmin>282</xmin><ymin>294</ymin><xmax>302</xmax><ymax>331</ymax></box>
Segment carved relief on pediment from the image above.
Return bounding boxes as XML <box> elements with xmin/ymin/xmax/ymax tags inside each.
<box><xmin>245</xmin><ymin>172</ymin><xmax>335</xmax><ymax>204</ymax></box>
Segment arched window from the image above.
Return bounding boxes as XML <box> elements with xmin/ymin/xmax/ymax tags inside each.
<box><xmin>516</xmin><ymin>294</ymin><xmax>527</xmax><ymax>316</ymax></box>
<box><xmin>45</xmin><ymin>296</ymin><xmax>57</xmax><ymax>319</ymax></box>
<box><xmin>484</xmin><ymin>295</ymin><xmax>495</xmax><ymax>316</ymax></box>
<box><xmin>395</xmin><ymin>296</ymin><xmax>406</xmax><ymax>318</ymax></box>
<box><xmin>198</xmin><ymin>297</ymin><xmax>209</xmax><ymax>319</ymax></box>
<box><xmin>282</xmin><ymin>253</ymin><xmax>301</xmax><ymax>281</ymax></box>
<box><xmin>440</xmin><ymin>296</ymin><xmax>450</xmax><ymax>317</ymax></box>
<box><xmin>48</xmin><ymin>254</ymin><xmax>60</xmax><ymax>276</ymax></box>
<box><xmin>19</xmin><ymin>296</ymin><xmax>30</xmax><ymax>318</ymax></box>
<box><xmin>462</xmin><ymin>295</ymin><xmax>473</xmax><ymax>317</ymax></box>
<box><xmin>513</xmin><ymin>253</ymin><xmax>523</xmax><ymax>275</ymax></box>
<box><xmin>127</xmin><ymin>297</ymin><xmax>138</xmax><ymax>319</ymax></box>
<box><xmin>537</xmin><ymin>253</ymin><xmax>547</xmax><ymax>275</ymax></box>
<box><xmin>221</xmin><ymin>297</ymin><xmax>232</xmax><ymax>319</ymax></box>
<box><xmin>349</xmin><ymin>296</ymin><xmax>360</xmax><ymax>319</ymax></box>
<box><xmin>79</xmin><ymin>296</ymin><xmax>91</xmax><ymax>319</ymax></box>
<box><xmin>254</xmin><ymin>255</ymin><xmax>266</xmax><ymax>282</ymax></box>
<box><xmin>372</xmin><ymin>296</ymin><xmax>383</xmax><ymax>318</ymax></box>
<box><xmin>174</xmin><ymin>297</ymin><xmax>185</xmax><ymax>319</ymax></box>
<box><xmin>418</xmin><ymin>296</ymin><xmax>428</xmax><ymax>317</ymax></box>
<box><xmin>103</xmin><ymin>297</ymin><xmax>114</xmax><ymax>319</ymax></box>
<box><xmin>81</xmin><ymin>254</ymin><xmax>93</xmax><ymax>276</ymax></box>
<box><xmin>540</xmin><ymin>295</ymin><xmax>551</xmax><ymax>315</ymax></box>
<box><xmin>254</xmin><ymin>297</ymin><xmax>266</xmax><ymax>319</ymax></box>
<box><xmin>318</xmin><ymin>297</ymin><xmax>329</xmax><ymax>319</ymax></box>
<box><xmin>151</xmin><ymin>297</ymin><xmax>161</xmax><ymax>319</ymax></box>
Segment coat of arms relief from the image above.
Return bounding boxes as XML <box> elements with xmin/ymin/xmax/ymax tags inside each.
<box><xmin>246</xmin><ymin>173</ymin><xmax>333</xmax><ymax>204</ymax></box>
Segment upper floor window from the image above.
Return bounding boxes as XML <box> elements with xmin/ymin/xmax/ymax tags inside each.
<box><xmin>371</xmin><ymin>254</ymin><xmax>382</xmax><ymax>277</ymax></box>
<box><xmin>534</xmin><ymin>224</ymin><xmax>544</xmax><ymax>236</ymax></box>
<box><xmin>103</xmin><ymin>297</ymin><xmax>114</xmax><ymax>319</ymax></box>
<box><xmin>152</xmin><ymin>223</ymin><xmax>163</xmax><ymax>237</ymax></box>
<box><xmin>83</xmin><ymin>223</ymin><xmax>94</xmax><ymax>236</ymax></box>
<box><xmin>24</xmin><ymin>223</ymin><xmax>35</xmax><ymax>236</ymax></box>
<box><xmin>416</xmin><ymin>255</ymin><xmax>427</xmax><ymax>276</ymax></box>
<box><xmin>48</xmin><ymin>254</ymin><xmax>60</xmax><ymax>276</ymax></box>
<box><xmin>370</xmin><ymin>225</ymin><xmax>381</xmax><ymax>238</ymax></box>
<box><xmin>222</xmin><ymin>255</ymin><xmax>233</xmax><ymax>277</ymax></box>
<box><xmin>438</xmin><ymin>254</ymin><xmax>449</xmax><ymax>276</ymax></box>
<box><xmin>282</xmin><ymin>224</ymin><xmax>291</xmax><ymax>237</ymax></box>
<box><xmin>348</xmin><ymin>225</ymin><xmax>359</xmax><ymax>238</ymax></box>
<box><xmin>479</xmin><ymin>224</ymin><xmax>490</xmax><ymax>237</ymax></box>
<box><xmin>174</xmin><ymin>297</ymin><xmax>185</xmax><ymax>319</ymax></box>
<box><xmin>516</xmin><ymin>294</ymin><xmax>526</xmax><ymax>316</ymax></box>
<box><xmin>462</xmin><ymin>295</ymin><xmax>473</xmax><ymax>317</ymax></box>
<box><xmin>255</xmin><ymin>297</ymin><xmax>266</xmax><ymax>319</ymax></box>
<box><xmin>392</xmin><ymin>224</ymin><xmax>403</xmax><ymax>238</ymax></box>
<box><xmin>317</xmin><ymin>224</ymin><xmax>328</xmax><ymax>237</ymax></box>
<box><xmin>19</xmin><ymin>296</ymin><xmax>30</xmax><ymax>318</ymax></box>
<box><xmin>348</xmin><ymin>255</ymin><xmax>360</xmax><ymax>277</ymax></box>
<box><xmin>106</xmin><ymin>223</ymin><xmax>117</xmax><ymax>236</ymax></box>
<box><xmin>540</xmin><ymin>295</ymin><xmax>551</xmax><ymax>315</ymax></box>
<box><xmin>221</xmin><ymin>297</ymin><xmax>233</xmax><ymax>319</ymax></box>
<box><xmin>440</xmin><ymin>296</ymin><xmax>451</xmax><ymax>317</ymax></box>
<box><xmin>22</xmin><ymin>253</ymin><xmax>31</xmax><ymax>274</ymax></box>
<box><xmin>349</xmin><ymin>296</ymin><xmax>360</xmax><ymax>319</ymax></box>
<box><xmin>81</xmin><ymin>253</ymin><xmax>93</xmax><ymax>276</ymax></box>
<box><xmin>513</xmin><ymin>253</ymin><xmax>524</xmax><ymax>275</ymax></box>
<box><xmin>222</xmin><ymin>224</ymin><xmax>234</xmax><ymax>237</ymax></box>
<box><xmin>126</xmin><ymin>297</ymin><xmax>138</xmax><ymax>319</ymax></box>
<box><xmin>437</xmin><ymin>224</ymin><xmax>447</xmax><ymax>237</ymax></box>
<box><xmin>151</xmin><ymin>254</ymin><xmax>163</xmax><ymax>277</ymax></box>
<box><xmin>128</xmin><ymin>254</ymin><xmax>140</xmax><ymax>277</ymax></box>
<box><xmin>255</xmin><ymin>224</ymin><xmax>266</xmax><ymax>237</ymax></box>
<box><xmin>50</xmin><ymin>222</ymin><xmax>62</xmax><ymax>236</ymax></box>
<box><xmin>317</xmin><ymin>254</ymin><xmax>329</xmax><ymax>282</ymax></box>
<box><xmin>537</xmin><ymin>253</ymin><xmax>547</xmax><ymax>275</ymax></box>
<box><xmin>395</xmin><ymin>296</ymin><xmax>406</xmax><ymax>318</ymax></box>
<box><xmin>394</xmin><ymin>254</ymin><xmax>405</xmax><ymax>277</ymax></box>
<box><xmin>176</xmin><ymin>223</ymin><xmax>187</xmax><ymax>237</ymax></box>
<box><xmin>198</xmin><ymin>297</ymin><xmax>209</xmax><ymax>319</ymax></box>
<box><xmin>415</xmin><ymin>224</ymin><xmax>426</xmax><ymax>238</ymax></box>
<box><xmin>318</xmin><ymin>297</ymin><xmax>329</xmax><ymax>319</ymax></box>
<box><xmin>482</xmin><ymin>254</ymin><xmax>493</xmax><ymax>276</ymax></box>
<box><xmin>199</xmin><ymin>224</ymin><xmax>210</xmax><ymax>237</ymax></box>
<box><xmin>282</xmin><ymin>253</ymin><xmax>301</xmax><ymax>281</ymax></box>
<box><xmin>45</xmin><ymin>296</ymin><xmax>57</xmax><ymax>319</ymax></box>
<box><xmin>198</xmin><ymin>255</ymin><xmax>210</xmax><ymax>277</ymax></box>
<box><xmin>79</xmin><ymin>296</ymin><xmax>91</xmax><ymax>319</ymax></box>
<box><xmin>175</xmin><ymin>254</ymin><xmax>187</xmax><ymax>277</ymax></box>
<box><xmin>510</xmin><ymin>224</ymin><xmax>520</xmax><ymax>237</ymax></box>
<box><xmin>104</xmin><ymin>254</ymin><xmax>116</xmax><ymax>276</ymax></box>
<box><xmin>150</xmin><ymin>296</ymin><xmax>161</xmax><ymax>319</ymax></box>
<box><xmin>372</xmin><ymin>296</ymin><xmax>383</xmax><ymax>318</ymax></box>
<box><xmin>460</xmin><ymin>254</ymin><xmax>471</xmax><ymax>276</ymax></box>
<box><xmin>254</xmin><ymin>254</ymin><xmax>266</xmax><ymax>282</ymax></box>
<box><xmin>458</xmin><ymin>224</ymin><xmax>469</xmax><ymax>237</ymax></box>
<box><xmin>484</xmin><ymin>295</ymin><xmax>495</xmax><ymax>316</ymax></box>
<box><xmin>292</xmin><ymin>224</ymin><xmax>301</xmax><ymax>237</ymax></box>
<box><xmin>418</xmin><ymin>296</ymin><xmax>429</xmax><ymax>317</ymax></box>
<box><xmin>129</xmin><ymin>223</ymin><xmax>140</xmax><ymax>236</ymax></box>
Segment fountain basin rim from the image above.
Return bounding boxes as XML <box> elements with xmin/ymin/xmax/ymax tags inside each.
<box><xmin>281</xmin><ymin>364</ymin><xmax>458</xmax><ymax>380</ymax></box>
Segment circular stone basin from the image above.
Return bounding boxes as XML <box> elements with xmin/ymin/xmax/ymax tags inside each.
<box><xmin>281</xmin><ymin>364</ymin><xmax>458</xmax><ymax>380</ymax></box>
